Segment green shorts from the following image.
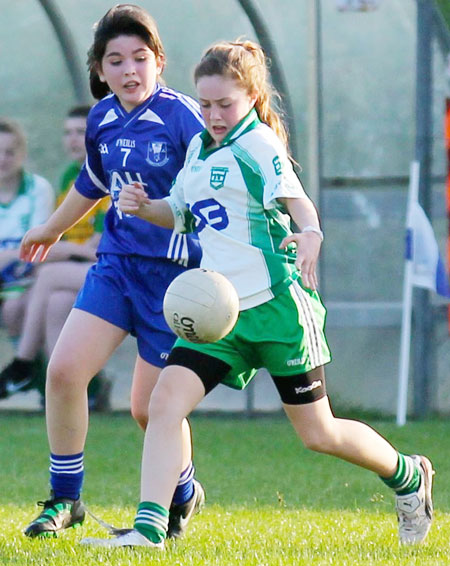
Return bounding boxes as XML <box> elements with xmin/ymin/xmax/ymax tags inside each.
<box><xmin>172</xmin><ymin>280</ymin><xmax>332</xmax><ymax>390</ymax></box>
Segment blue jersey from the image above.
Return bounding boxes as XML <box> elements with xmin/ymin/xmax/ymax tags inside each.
<box><xmin>75</xmin><ymin>84</ymin><xmax>204</xmax><ymax>266</ymax></box>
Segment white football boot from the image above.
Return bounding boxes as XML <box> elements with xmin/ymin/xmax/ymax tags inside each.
<box><xmin>395</xmin><ymin>455</ymin><xmax>434</xmax><ymax>544</ymax></box>
<box><xmin>80</xmin><ymin>528</ymin><xmax>164</xmax><ymax>549</ymax></box>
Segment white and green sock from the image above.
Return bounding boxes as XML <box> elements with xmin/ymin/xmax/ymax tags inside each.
<box><xmin>134</xmin><ymin>502</ymin><xmax>169</xmax><ymax>544</ymax></box>
<box><xmin>380</xmin><ymin>453</ymin><xmax>421</xmax><ymax>495</ymax></box>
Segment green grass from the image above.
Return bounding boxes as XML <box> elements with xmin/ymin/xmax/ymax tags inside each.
<box><xmin>1</xmin><ymin>413</ymin><xmax>450</xmax><ymax>565</ymax></box>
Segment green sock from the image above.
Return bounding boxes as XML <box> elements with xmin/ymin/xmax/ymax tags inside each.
<box><xmin>380</xmin><ymin>453</ymin><xmax>421</xmax><ymax>495</ymax></box>
<box><xmin>134</xmin><ymin>502</ymin><xmax>169</xmax><ymax>544</ymax></box>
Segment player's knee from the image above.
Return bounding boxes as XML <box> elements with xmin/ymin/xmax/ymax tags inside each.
<box><xmin>130</xmin><ymin>400</ymin><xmax>149</xmax><ymax>431</ymax></box>
<box><xmin>47</xmin><ymin>356</ymin><xmax>84</xmax><ymax>393</ymax></box>
<box><xmin>300</xmin><ymin>426</ymin><xmax>340</xmax><ymax>455</ymax></box>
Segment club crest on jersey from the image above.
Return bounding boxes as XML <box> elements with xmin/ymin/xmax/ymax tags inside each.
<box><xmin>273</xmin><ymin>156</ymin><xmax>282</xmax><ymax>175</ymax></box>
<box><xmin>146</xmin><ymin>141</ymin><xmax>169</xmax><ymax>167</ymax></box>
<box><xmin>210</xmin><ymin>167</ymin><xmax>228</xmax><ymax>190</ymax></box>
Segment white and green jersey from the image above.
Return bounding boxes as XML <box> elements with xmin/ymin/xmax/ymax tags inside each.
<box><xmin>0</xmin><ymin>172</ymin><xmax>55</xmax><ymax>249</ymax></box>
<box><xmin>166</xmin><ymin>109</ymin><xmax>307</xmax><ymax>310</ymax></box>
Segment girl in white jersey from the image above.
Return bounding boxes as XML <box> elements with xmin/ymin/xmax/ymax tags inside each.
<box><xmin>82</xmin><ymin>40</ymin><xmax>434</xmax><ymax>548</ymax></box>
<box><xmin>21</xmin><ymin>4</ymin><xmax>204</xmax><ymax>540</ymax></box>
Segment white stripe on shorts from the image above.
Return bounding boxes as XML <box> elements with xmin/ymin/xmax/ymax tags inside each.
<box><xmin>289</xmin><ymin>281</ymin><xmax>325</xmax><ymax>368</ymax></box>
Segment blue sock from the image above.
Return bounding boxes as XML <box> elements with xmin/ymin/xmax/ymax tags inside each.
<box><xmin>50</xmin><ymin>452</ymin><xmax>84</xmax><ymax>500</ymax></box>
<box><xmin>172</xmin><ymin>462</ymin><xmax>194</xmax><ymax>505</ymax></box>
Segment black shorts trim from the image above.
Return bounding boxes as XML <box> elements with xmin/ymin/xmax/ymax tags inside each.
<box><xmin>271</xmin><ymin>366</ymin><xmax>326</xmax><ymax>405</ymax></box>
<box><xmin>166</xmin><ymin>347</ymin><xmax>231</xmax><ymax>395</ymax></box>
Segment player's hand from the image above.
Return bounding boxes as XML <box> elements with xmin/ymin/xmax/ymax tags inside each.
<box><xmin>118</xmin><ymin>183</ymin><xmax>151</xmax><ymax>216</ymax></box>
<box><xmin>279</xmin><ymin>232</ymin><xmax>322</xmax><ymax>290</ymax></box>
<box><xmin>20</xmin><ymin>225</ymin><xmax>62</xmax><ymax>263</ymax></box>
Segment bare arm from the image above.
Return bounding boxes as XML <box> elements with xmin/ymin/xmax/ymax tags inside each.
<box><xmin>118</xmin><ymin>183</ymin><xmax>175</xmax><ymax>229</ymax></box>
<box><xmin>20</xmin><ymin>187</ymin><xmax>102</xmax><ymax>262</ymax></box>
<box><xmin>278</xmin><ymin>197</ymin><xmax>322</xmax><ymax>290</ymax></box>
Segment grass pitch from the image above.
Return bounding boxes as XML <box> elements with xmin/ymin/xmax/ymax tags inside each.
<box><xmin>0</xmin><ymin>413</ymin><xmax>449</xmax><ymax>565</ymax></box>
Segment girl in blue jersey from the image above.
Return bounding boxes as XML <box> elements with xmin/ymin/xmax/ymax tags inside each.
<box><xmin>82</xmin><ymin>40</ymin><xmax>434</xmax><ymax>549</ymax></box>
<box><xmin>21</xmin><ymin>4</ymin><xmax>204</xmax><ymax>539</ymax></box>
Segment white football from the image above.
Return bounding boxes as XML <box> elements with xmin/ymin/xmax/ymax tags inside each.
<box><xmin>163</xmin><ymin>268</ymin><xmax>239</xmax><ymax>344</ymax></box>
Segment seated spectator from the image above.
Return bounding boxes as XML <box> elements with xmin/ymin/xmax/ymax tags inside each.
<box><xmin>0</xmin><ymin>115</ymin><xmax>54</xmax><ymax>314</ymax></box>
<box><xmin>0</xmin><ymin>108</ymin><xmax>111</xmax><ymax>410</ymax></box>
<box><xmin>0</xmin><ymin>117</ymin><xmax>54</xmax><ymax>271</ymax></box>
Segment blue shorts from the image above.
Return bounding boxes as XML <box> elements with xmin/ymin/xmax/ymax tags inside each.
<box><xmin>74</xmin><ymin>253</ymin><xmax>188</xmax><ymax>367</ymax></box>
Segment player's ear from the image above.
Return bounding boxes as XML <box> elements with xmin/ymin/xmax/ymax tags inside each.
<box><xmin>156</xmin><ymin>54</ymin><xmax>165</xmax><ymax>76</ymax></box>
<box><xmin>96</xmin><ymin>64</ymin><xmax>107</xmax><ymax>83</ymax></box>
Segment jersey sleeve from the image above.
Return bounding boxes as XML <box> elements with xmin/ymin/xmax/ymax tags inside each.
<box><xmin>258</xmin><ymin>133</ymin><xmax>307</xmax><ymax>209</ymax></box>
<box><xmin>74</xmin><ymin>114</ymin><xmax>110</xmax><ymax>200</ymax></box>
<box><xmin>29</xmin><ymin>175</ymin><xmax>55</xmax><ymax>227</ymax></box>
<box><xmin>170</xmin><ymin>94</ymin><xmax>204</xmax><ymax>154</ymax></box>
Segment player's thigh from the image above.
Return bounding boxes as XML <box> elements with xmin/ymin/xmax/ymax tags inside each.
<box><xmin>130</xmin><ymin>354</ymin><xmax>162</xmax><ymax>420</ymax></box>
<box><xmin>49</xmin><ymin>307</ymin><xmax>127</xmax><ymax>384</ymax></box>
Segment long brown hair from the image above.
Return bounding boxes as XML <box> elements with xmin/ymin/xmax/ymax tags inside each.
<box><xmin>194</xmin><ymin>40</ymin><xmax>289</xmax><ymax>149</ymax></box>
<box><xmin>87</xmin><ymin>4</ymin><xmax>165</xmax><ymax>100</ymax></box>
